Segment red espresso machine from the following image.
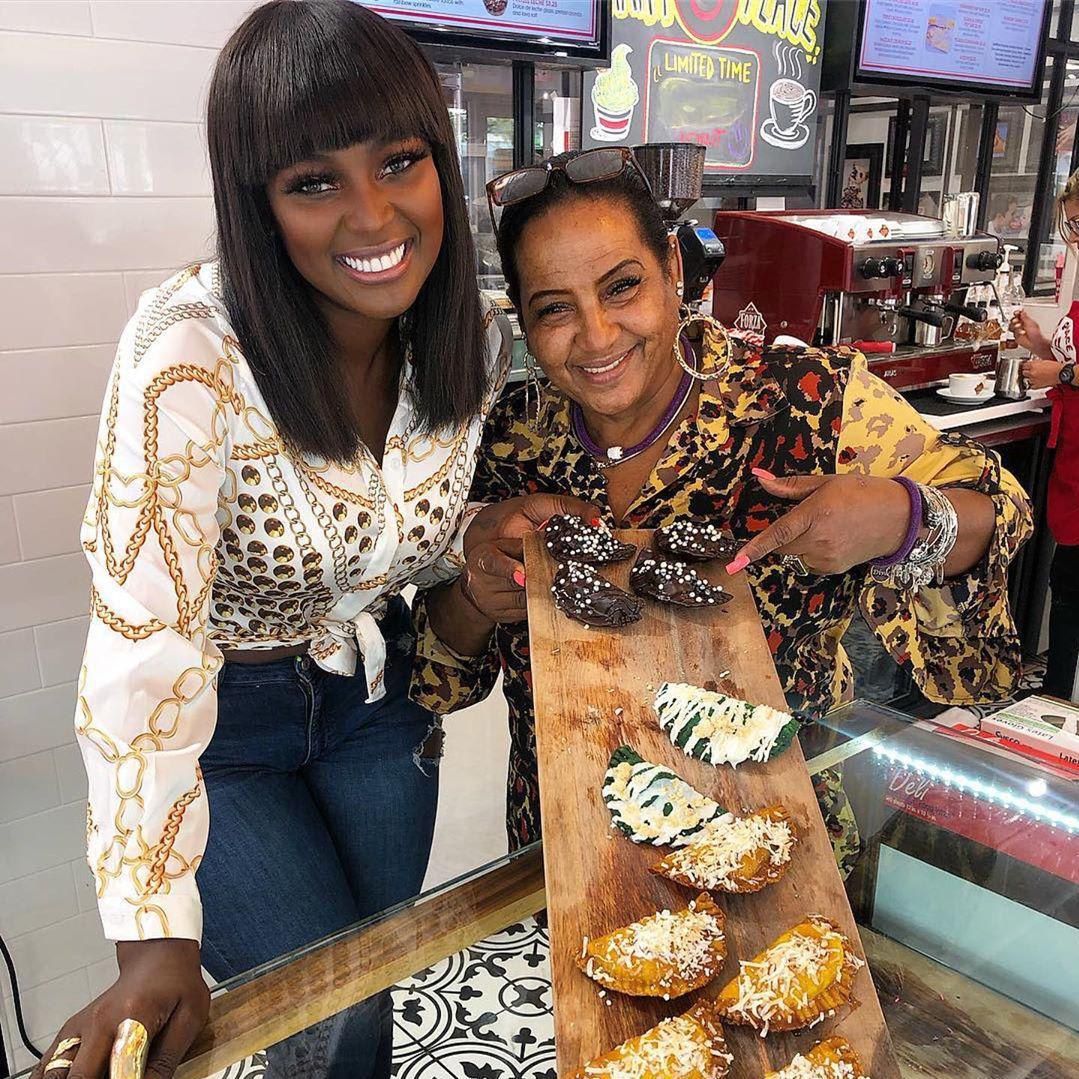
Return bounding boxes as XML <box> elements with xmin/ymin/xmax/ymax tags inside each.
<box><xmin>709</xmin><ymin>210</ymin><xmax>1004</xmax><ymax>389</ymax></box>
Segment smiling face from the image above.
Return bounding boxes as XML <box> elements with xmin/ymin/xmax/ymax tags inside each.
<box><xmin>267</xmin><ymin>138</ymin><xmax>444</xmax><ymax>327</ymax></box>
<box><xmin>515</xmin><ymin>195</ymin><xmax>682</xmax><ymax>423</ymax></box>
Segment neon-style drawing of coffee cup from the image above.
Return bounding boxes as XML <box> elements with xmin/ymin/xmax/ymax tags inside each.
<box><xmin>768</xmin><ymin>78</ymin><xmax>816</xmax><ymax>136</ymax></box>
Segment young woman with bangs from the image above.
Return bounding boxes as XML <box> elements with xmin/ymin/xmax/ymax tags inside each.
<box><xmin>37</xmin><ymin>3</ymin><xmax>579</xmax><ymax>1078</ymax></box>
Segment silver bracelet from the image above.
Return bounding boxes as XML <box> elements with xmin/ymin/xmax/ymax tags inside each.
<box><xmin>870</xmin><ymin>484</ymin><xmax>958</xmax><ymax>589</ymax></box>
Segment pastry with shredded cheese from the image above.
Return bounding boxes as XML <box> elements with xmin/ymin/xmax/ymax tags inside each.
<box><xmin>713</xmin><ymin>915</ymin><xmax>864</xmax><ymax>1035</ymax></box>
<box><xmin>603</xmin><ymin>745</ymin><xmax>725</xmax><ymax>847</ymax></box>
<box><xmin>764</xmin><ymin>1036</ymin><xmax>869</xmax><ymax>1078</ymax></box>
<box><xmin>652</xmin><ymin>805</ymin><xmax>797</xmax><ymax>894</ymax></box>
<box><xmin>567</xmin><ymin>1001</ymin><xmax>732</xmax><ymax>1079</ymax></box>
<box><xmin>654</xmin><ymin>683</ymin><xmax>801</xmax><ymax>767</ymax></box>
<box><xmin>577</xmin><ymin>893</ymin><xmax>727</xmax><ymax>998</ymax></box>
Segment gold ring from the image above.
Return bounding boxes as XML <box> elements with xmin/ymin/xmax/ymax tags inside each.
<box><xmin>44</xmin><ymin>1036</ymin><xmax>82</xmax><ymax>1072</ymax></box>
<box><xmin>110</xmin><ymin>1019</ymin><xmax>150</xmax><ymax>1079</ymax></box>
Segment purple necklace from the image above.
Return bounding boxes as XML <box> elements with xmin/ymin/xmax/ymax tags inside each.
<box><xmin>571</xmin><ymin>338</ymin><xmax>696</xmax><ymax>469</ymax></box>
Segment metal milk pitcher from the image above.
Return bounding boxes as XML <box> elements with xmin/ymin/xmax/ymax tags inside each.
<box><xmin>995</xmin><ymin>353</ymin><xmax>1025</xmax><ymax>399</ymax></box>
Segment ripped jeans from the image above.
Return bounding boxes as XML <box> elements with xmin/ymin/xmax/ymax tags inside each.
<box><xmin>198</xmin><ymin>597</ymin><xmax>441</xmax><ymax>1079</ymax></box>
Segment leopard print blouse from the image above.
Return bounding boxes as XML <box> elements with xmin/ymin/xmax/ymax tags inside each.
<box><xmin>410</xmin><ymin>335</ymin><xmax>1032</xmax><ymax>850</ymax></box>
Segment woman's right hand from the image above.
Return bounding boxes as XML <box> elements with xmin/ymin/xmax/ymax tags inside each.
<box><xmin>32</xmin><ymin>939</ymin><xmax>208</xmax><ymax>1079</ymax></box>
<box><xmin>461</xmin><ymin>494</ymin><xmax>598</xmax><ymax>624</ymax></box>
<box><xmin>1009</xmin><ymin>309</ymin><xmax>1052</xmax><ymax>358</ymax></box>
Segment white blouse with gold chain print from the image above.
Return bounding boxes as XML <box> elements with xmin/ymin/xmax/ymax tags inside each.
<box><xmin>78</xmin><ymin>262</ymin><xmax>510</xmax><ymax>942</ymax></box>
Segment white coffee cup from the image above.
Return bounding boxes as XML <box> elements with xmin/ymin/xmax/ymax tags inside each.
<box><xmin>949</xmin><ymin>372</ymin><xmax>994</xmax><ymax>397</ymax></box>
<box><xmin>769</xmin><ymin>79</ymin><xmax>816</xmax><ymax>135</ymax></box>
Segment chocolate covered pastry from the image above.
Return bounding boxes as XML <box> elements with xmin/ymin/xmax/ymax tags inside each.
<box><xmin>654</xmin><ymin>520</ymin><xmax>739</xmax><ymax>562</ymax></box>
<box><xmin>552</xmin><ymin>561</ymin><xmax>643</xmax><ymax>628</ymax></box>
<box><xmin>630</xmin><ymin>554</ymin><xmax>731</xmax><ymax>608</ymax></box>
<box><xmin>544</xmin><ymin>514</ymin><xmax>636</xmax><ymax>565</ymax></box>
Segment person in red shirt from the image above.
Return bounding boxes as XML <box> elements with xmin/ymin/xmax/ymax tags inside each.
<box><xmin>1013</xmin><ymin>171</ymin><xmax>1079</xmax><ymax>699</ymax></box>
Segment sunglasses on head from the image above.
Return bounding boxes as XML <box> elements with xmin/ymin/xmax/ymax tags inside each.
<box><xmin>485</xmin><ymin>147</ymin><xmax>654</xmax><ymax>232</ymax></box>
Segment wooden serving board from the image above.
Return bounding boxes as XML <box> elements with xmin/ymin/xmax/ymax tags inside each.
<box><xmin>524</xmin><ymin>530</ymin><xmax>901</xmax><ymax>1079</ymax></box>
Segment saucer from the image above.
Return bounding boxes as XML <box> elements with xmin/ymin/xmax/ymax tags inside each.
<box><xmin>761</xmin><ymin>117</ymin><xmax>810</xmax><ymax>150</ymax></box>
<box><xmin>937</xmin><ymin>387</ymin><xmax>996</xmax><ymax>405</ymax></box>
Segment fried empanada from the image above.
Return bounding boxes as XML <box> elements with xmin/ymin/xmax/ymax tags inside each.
<box><xmin>654</xmin><ymin>683</ymin><xmax>801</xmax><ymax>767</ymax></box>
<box><xmin>603</xmin><ymin>745</ymin><xmax>725</xmax><ymax>847</ymax></box>
<box><xmin>577</xmin><ymin>893</ymin><xmax>726</xmax><ymax>998</ymax></box>
<box><xmin>713</xmin><ymin>915</ymin><xmax>864</xmax><ymax>1034</ymax></box>
<box><xmin>567</xmin><ymin>1001</ymin><xmax>732</xmax><ymax>1079</ymax></box>
<box><xmin>764</xmin><ymin>1036</ymin><xmax>870</xmax><ymax>1078</ymax></box>
<box><xmin>652</xmin><ymin>805</ymin><xmax>797</xmax><ymax>894</ymax></box>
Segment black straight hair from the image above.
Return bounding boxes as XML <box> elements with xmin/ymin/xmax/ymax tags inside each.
<box><xmin>494</xmin><ymin>149</ymin><xmax>671</xmax><ymax>312</ymax></box>
<box><xmin>207</xmin><ymin>0</ymin><xmax>488</xmax><ymax>462</ymax></box>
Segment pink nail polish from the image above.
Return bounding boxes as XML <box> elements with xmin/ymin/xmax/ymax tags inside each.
<box><xmin>513</xmin><ymin>569</ymin><xmax>526</xmax><ymax>587</ymax></box>
<box><xmin>752</xmin><ymin>467</ymin><xmax>776</xmax><ymax>480</ymax></box>
<box><xmin>591</xmin><ymin>517</ymin><xmax>603</xmax><ymax>527</ymax></box>
<box><xmin>725</xmin><ymin>554</ymin><xmax>750</xmax><ymax>575</ymax></box>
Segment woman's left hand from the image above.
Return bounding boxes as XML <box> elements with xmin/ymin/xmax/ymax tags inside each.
<box><xmin>1020</xmin><ymin>358</ymin><xmax>1064</xmax><ymax>390</ymax></box>
<box><xmin>726</xmin><ymin>470</ymin><xmax>911</xmax><ymax>576</ymax></box>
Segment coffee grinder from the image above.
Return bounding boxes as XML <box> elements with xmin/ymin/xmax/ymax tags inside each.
<box><xmin>632</xmin><ymin>142</ymin><xmax>726</xmax><ymax>306</ymax></box>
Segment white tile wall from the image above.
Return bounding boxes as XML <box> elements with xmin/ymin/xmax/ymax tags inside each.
<box><xmin>0</xmin><ymin>272</ymin><xmax>127</xmax><ymax>350</ymax></box>
<box><xmin>0</xmin><ymin>196</ymin><xmax>215</xmax><ymax>273</ymax></box>
<box><xmin>90</xmin><ymin>1</ymin><xmax>258</xmax><ymax>51</ymax></box>
<box><xmin>0</xmin><ymin>496</ymin><xmax>19</xmax><ymax>562</ymax></box>
<box><xmin>0</xmin><ymin>629</ymin><xmax>40</xmax><ymax>696</ymax></box>
<box><xmin>0</xmin><ymin>2</ymin><xmax>92</xmax><ymax>37</ymax></box>
<box><xmin>104</xmin><ymin>120</ymin><xmax>211</xmax><ymax>196</ymax></box>
<box><xmin>0</xmin><ymin>417</ymin><xmax>98</xmax><ymax>496</ymax></box>
<box><xmin>0</xmin><ymin>3</ymin><xmax>514</xmax><ymax>1069</ymax></box>
<box><xmin>0</xmin><ymin>116</ymin><xmax>109</xmax><ymax>195</ymax></box>
<box><xmin>0</xmin><ymin>31</ymin><xmax>217</xmax><ymax>122</ymax></box>
<box><xmin>0</xmin><ymin>348</ymin><xmax>112</xmax><ymax>424</ymax></box>
<box><xmin>0</xmin><ymin>865</ymin><xmax>78</xmax><ymax>940</ymax></box>
<box><xmin>0</xmin><ymin>684</ymin><xmax>79</xmax><ymax>762</ymax></box>
<box><xmin>0</xmin><ymin>750</ymin><xmax>59</xmax><ymax>825</ymax></box>
<box><xmin>34</xmin><ymin>617</ymin><xmax>90</xmax><ymax>687</ymax></box>
<box><xmin>13</xmin><ymin>485</ymin><xmax>91</xmax><ymax>560</ymax></box>
<box><xmin>2</xmin><ymin>968</ymin><xmax>90</xmax><ymax>1044</ymax></box>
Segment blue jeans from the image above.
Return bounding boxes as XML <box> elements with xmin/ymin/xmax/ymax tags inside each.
<box><xmin>197</xmin><ymin>599</ymin><xmax>441</xmax><ymax>1079</ymax></box>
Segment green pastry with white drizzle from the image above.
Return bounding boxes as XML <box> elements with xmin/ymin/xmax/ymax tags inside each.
<box><xmin>603</xmin><ymin>745</ymin><xmax>725</xmax><ymax>847</ymax></box>
<box><xmin>654</xmin><ymin>682</ymin><xmax>801</xmax><ymax>767</ymax></box>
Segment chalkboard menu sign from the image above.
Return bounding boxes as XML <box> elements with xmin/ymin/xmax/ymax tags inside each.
<box><xmin>584</xmin><ymin>0</ymin><xmax>827</xmax><ymax>186</ymax></box>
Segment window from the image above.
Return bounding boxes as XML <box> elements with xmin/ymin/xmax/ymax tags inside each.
<box><xmin>436</xmin><ymin>61</ymin><xmax>513</xmax><ymax>288</ymax></box>
<box><xmin>534</xmin><ymin>68</ymin><xmax>582</xmax><ymax>161</ymax></box>
<box><xmin>985</xmin><ymin>60</ymin><xmax>1057</xmax><ymax>288</ymax></box>
<box><xmin>1031</xmin><ymin>59</ymin><xmax>1079</xmax><ymax>293</ymax></box>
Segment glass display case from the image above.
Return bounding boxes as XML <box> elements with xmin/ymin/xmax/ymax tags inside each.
<box><xmin>24</xmin><ymin>701</ymin><xmax>1073</xmax><ymax>1079</ymax></box>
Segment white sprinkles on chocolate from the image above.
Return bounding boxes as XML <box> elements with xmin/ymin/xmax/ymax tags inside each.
<box><xmin>631</xmin><ymin>556</ymin><xmax>731</xmax><ymax>607</ymax></box>
<box><xmin>544</xmin><ymin>514</ymin><xmax>635</xmax><ymax>565</ymax></box>
<box><xmin>656</xmin><ymin>519</ymin><xmax>739</xmax><ymax>561</ymax></box>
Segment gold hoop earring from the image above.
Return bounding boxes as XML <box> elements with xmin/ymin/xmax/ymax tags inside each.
<box><xmin>673</xmin><ymin>305</ymin><xmax>733</xmax><ymax>382</ymax></box>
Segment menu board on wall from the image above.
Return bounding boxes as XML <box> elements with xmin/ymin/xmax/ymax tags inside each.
<box><xmin>366</xmin><ymin>0</ymin><xmax>600</xmax><ymax>45</ymax></box>
<box><xmin>856</xmin><ymin>0</ymin><xmax>1050</xmax><ymax>94</ymax></box>
<box><xmin>584</xmin><ymin>0</ymin><xmax>826</xmax><ymax>184</ymax></box>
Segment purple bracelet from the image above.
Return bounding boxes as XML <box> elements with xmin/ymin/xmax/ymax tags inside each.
<box><xmin>871</xmin><ymin>477</ymin><xmax>922</xmax><ymax>568</ymax></box>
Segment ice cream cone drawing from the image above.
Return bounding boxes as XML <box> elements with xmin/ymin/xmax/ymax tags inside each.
<box><xmin>591</xmin><ymin>44</ymin><xmax>639</xmax><ymax>142</ymax></box>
